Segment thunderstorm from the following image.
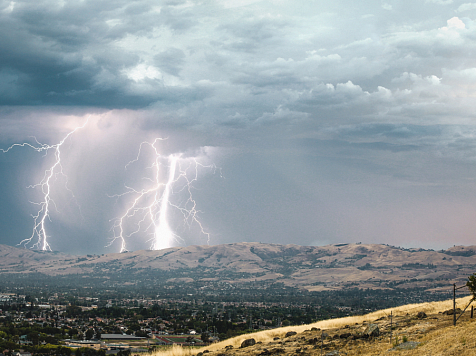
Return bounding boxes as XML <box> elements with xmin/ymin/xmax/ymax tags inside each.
<box><xmin>109</xmin><ymin>139</ymin><xmax>215</xmax><ymax>252</ymax></box>
<box><xmin>0</xmin><ymin>119</ymin><xmax>89</xmax><ymax>251</ymax></box>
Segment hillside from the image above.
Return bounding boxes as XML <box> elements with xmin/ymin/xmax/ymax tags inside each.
<box><xmin>153</xmin><ymin>296</ymin><xmax>476</xmax><ymax>356</ymax></box>
<box><xmin>1</xmin><ymin>242</ymin><xmax>476</xmax><ymax>291</ymax></box>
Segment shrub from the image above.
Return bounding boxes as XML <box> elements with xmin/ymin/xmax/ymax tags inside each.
<box><xmin>466</xmin><ymin>273</ymin><xmax>476</xmax><ymax>301</ymax></box>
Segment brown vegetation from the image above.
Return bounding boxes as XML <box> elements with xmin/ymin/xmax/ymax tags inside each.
<box><xmin>2</xmin><ymin>242</ymin><xmax>476</xmax><ymax>291</ymax></box>
<box><xmin>151</xmin><ymin>296</ymin><xmax>476</xmax><ymax>356</ymax></box>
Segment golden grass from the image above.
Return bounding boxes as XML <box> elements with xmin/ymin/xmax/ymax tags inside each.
<box><xmin>148</xmin><ymin>345</ymin><xmax>195</xmax><ymax>356</ymax></box>
<box><xmin>408</xmin><ymin>319</ymin><xmax>476</xmax><ymax>356</ymax></box>
<box><xmin>341</xmin><ymin>317</ymin><xmax>476</xmax><ymax>356</ymax></box>
<box><xmin>150</xmin><ymin>295</ymin><xmax>473</xmax><ymax>356</ymax></box>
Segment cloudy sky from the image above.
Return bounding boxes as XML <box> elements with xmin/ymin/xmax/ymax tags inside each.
<box><xmin>1</xmin><ymin>0</ymin><xmax>476</xmax><ymax>254</ymax></box>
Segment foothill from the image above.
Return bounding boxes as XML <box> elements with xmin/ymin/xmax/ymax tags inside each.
<box><xmin>0</xmin><ymin>242</ymin><xmax>474</xmax><ymax>355</ymax></box>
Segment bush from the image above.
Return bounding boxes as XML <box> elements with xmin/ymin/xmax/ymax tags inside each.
<box><xmin>466</xmin><ymin>273</ymin><xmax>476</xmax><ymax>301</ymax></box>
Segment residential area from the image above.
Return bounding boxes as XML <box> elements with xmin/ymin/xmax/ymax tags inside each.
<box><xmin>0</xmin><ymin>291</ymin><xmax>326</xmax><ymax>356</ymax></box>
<box><xmin>0</xmin><ymin>279</ymin><xmax>457</xmax><ymax>356</ymax></box>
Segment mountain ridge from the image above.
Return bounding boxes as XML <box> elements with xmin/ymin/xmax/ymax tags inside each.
<box><xmin>1</xmin><ymin>242</ymin><xmax>475</xmax><ymax>291</ymax></box>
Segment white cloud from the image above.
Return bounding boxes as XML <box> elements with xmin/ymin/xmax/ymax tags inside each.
<box><xmin>440</xmin><ymin>16</ymin><xmax>466</xmax><ymax>30</ymax></box>
<box><xmin>457</xmin><ymin>3</ymin><xmax>476</xmax><ymax>12</ymax></box>
<box><xmin>426</xmin><ymin>75</ymin><xmax>441</xmax><ymax>85</ymax></box>
<box><xmin>2</xmin><ymin>1</ymin><xmax>15</xmax><ymax>13</ymax></box>
<box><xmin>124</xmin><ymin>64</ymin><xmax>162</xmax><ymax>82</ymax></box>
<box><xmin>105</xmin><ymin>19</ymin><xmax>122</xmax><ymax>28</ymax></box>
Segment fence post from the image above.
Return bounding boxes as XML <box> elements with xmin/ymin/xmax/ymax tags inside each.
<box><xmin>454</xmin><ymin>283</ymin><xmax>457</xmax><ymax>326</ymax></box>
<box><xmin>389</xmin><ymin>311</ymin><xmax>392</xmax><ymax>344</ymax></box>
<box><xmin>321</xmin><ymin>332</ymin><xmax>327</xmax><ymax>356</ymax></box>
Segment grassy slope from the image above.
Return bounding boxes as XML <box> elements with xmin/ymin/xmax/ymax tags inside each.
<box><xmin>151</xmin><ymin>295</ymin><xmax>475</xmax><ymax>356</ymax></box>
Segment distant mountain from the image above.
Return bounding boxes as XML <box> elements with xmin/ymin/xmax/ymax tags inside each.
<box><xmin>1</xmin><ymin>242</ymin><xmax>475</xmax><ymax>291</ymax></box>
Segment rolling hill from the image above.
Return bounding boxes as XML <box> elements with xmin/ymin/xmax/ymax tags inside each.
<box><xmin>1</xmin><ymin>242</ymin><xmax>475</xmax><ymax>292</ymax></box>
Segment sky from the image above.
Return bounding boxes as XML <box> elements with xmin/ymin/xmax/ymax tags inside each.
<box><xmin>1</xmin><ymin>0</ymin><xmax>476</xmax><ymax>254</ymax></box>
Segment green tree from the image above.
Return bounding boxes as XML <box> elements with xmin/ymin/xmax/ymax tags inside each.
<box><xmin>27</xmin><ymin>332</ymin><xmax>39</xmax><ymax>345</ymax></box>
<box><xmin>66</xmin><ymin>305</ymin><xmax>82</xmax><ymax>318</ymax></box>
<box><xmin>56</xmin><ymin>346</ymin><xmax>73</xmax><ymax>356</ymax></box>
<box><xmin>135</xmin><ymin>330</ymin><xmax>148</xmax><ymax>338</ymax></box>
<box><xmin>467</xmin><ymin>273</ymin><xmax>476</xmax><ymax>300</ymax></box>
<box><xmin>85</xmin><ymin>329</ymin><xmax>94</xmax><ymax>340</ymax></box>
<box><xmin>201</xmin><ymin>332</ymin><xmax>210</xmax><ymax>343</ymax></box>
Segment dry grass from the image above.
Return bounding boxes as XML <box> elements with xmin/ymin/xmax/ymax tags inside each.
<box><xmin>340</xmin><ymin>317</ymin><xmax>476</xmax><ymax>356</ymax></box>
<box><xmin>342</xmin><ymin>311</ymin><xmax>476</xmax><ymax>356</ymax></box>
<box><xmin>150</xmin><ymin>295</ymin><xmax>473</xmax><ymax>356</ymax></box>
<box><xmin>148</xmin><ymin>345</ymin><xmax>195</xmax><ymax>356</ymax></box>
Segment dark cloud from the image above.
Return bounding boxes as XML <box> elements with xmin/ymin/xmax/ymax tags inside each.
<box><xmin>2</xmin><ymin>1</ymin><xmax>476</xmax><ymax>253</ymax></box>
<box><xmin>154</xmin><ymin>48</ymin><xmax>186</xmax><ymax>76</ymax></box>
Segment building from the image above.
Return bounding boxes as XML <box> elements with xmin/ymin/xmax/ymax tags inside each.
<box><xmin>64</xmin><ymin>340</ymin><xmax>104</xmax><ymax>350</ymax></box>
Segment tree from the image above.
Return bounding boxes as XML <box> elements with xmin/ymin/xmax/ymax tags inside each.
<box><xmin>467</xmin><ymin>273</ymin><xmax>476</xmax><ymax>301</ymax></box>
<box><xmin>56</xmin><ymin>346</ymin><xmax>73</xmax><ymax>356</ymax></box>
<box><xmin>27</xmin><ymin>332</ymin><xmax>39</xmax><ymax>345</ymax></box>
<box><xmin>69</xmin><ymin>328</ymin><xmax>78</xmax><ymax>338</ymax></box>
<box><xmin>85</xmin><ymin>329</ymin><xmax>94</xmax><ymax>340</ymax></box>
<box><xmin>66</xmin><ymin>305</ymin><xmax>82</xmax><ymax>318</ymax></box>
<box><xmin>135</xmin><ymin>330</ymin><xmax>148</xmax><ymax>338</ymax></box>
<box><xmin>201</xmin><ymin>332</ymin><xmax>210</xmax><ymax>343</ymax></box>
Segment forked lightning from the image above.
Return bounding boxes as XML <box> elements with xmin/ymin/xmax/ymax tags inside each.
<box><xmin>109</xmin><ymin>138</ymin><xmax>213</xmax><ymax>252</ymax></box>
<box><xmin>0</xmin><ymin>119</ymin><xmax>89</xmax><ymax>251</ymax></box>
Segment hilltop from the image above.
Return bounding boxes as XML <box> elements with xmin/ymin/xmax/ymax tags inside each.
<box><xmin>0</xmin><ymin>242</ymin><xmax>475</xmax><ymax>292</ymax></box>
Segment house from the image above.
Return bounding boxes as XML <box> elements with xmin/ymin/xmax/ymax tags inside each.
<box><xmin>14</xmin><ymin>352</ymin><xmax>32</xmax><ymax>356</ymax></box>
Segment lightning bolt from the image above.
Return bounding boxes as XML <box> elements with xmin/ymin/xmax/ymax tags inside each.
<box><xmin>153</xmin><ymin>154</ymin><xmax>178</xmax><ymax>250</ymax></box>
<box><xmin>0</xmin><ymin>119</ymin><xmax>89</xmax><ymax>251</ymax></box>
<box><xmin>109</xmin><ymin>139</ymin><xmax>214</xmax><ymax>252</ymax></box>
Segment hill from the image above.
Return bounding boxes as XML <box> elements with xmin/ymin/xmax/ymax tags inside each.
<box><xmin>153</xmin><ymin>296</ymin><xmax>476</xmax><ymax>356</ymax></box>
<box><xmin>1</xmin><ymin>242</ymin><xmax>476</xmax><ymax>292</ymax></box>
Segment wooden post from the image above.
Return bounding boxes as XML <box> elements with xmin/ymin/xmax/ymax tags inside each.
<box><xmin>321</xmin><ymin>332</ymin><xmax>323</xmax><ymax>356</ymax></box>
<box><xmin>453</xmin><ymin>283</ymin><xmax>456</xmax><ymax>326</ymax></box>
<box><xmin>321</xmin><ymin>332</ymin><xmax>327</xmax><ymax>356</ymax></box>
<box><xmin>389</xmin><ymin>311</ymin><xmax>393</xmax><ymax>344</ymax></box>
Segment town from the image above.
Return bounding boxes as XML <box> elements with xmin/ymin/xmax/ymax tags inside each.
<box><xmin>0</xmin><ymin>283</ymin><xmax>458</xmax><ymax>356</ymax></box>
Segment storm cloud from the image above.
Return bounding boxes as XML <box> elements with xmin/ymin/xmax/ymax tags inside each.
<box><xmin>1</xmin><ymin>0</ymin><xmax>476</xmax><ymax>253</ymax></box>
